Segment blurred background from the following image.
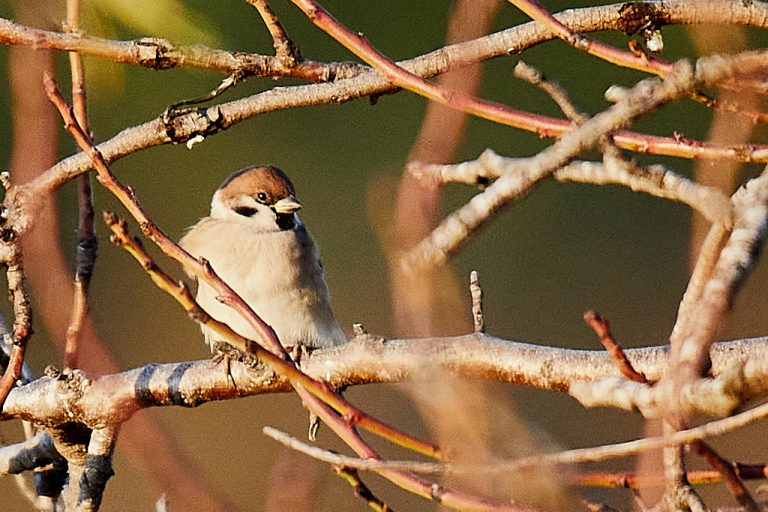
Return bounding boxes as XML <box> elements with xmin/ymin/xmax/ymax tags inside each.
<box><xmin>0</xmin><ymin>0</ymin><xmax>767</xmax><ymax>510</ymax></box>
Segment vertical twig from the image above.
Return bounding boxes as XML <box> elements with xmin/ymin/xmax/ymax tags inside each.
<box><xmin>63</xmin><ymin>0</ymin><xmax>97</xmax><ymax>371</ymax></box>
<box><xmin>470</xmin><ymin>271</ymin><xmax>485</xmax><ymax>333</ymax></box>
<box><xmin>246</xmin><ymin>0</ymin><xmax>301</xmax><ymax>65</ymax></box>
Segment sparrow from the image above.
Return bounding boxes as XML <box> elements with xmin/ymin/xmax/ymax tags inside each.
<box><xmin>180</xmin><ymin>165</ymin><xmax>347</xmax><ymax>354</ymax></box>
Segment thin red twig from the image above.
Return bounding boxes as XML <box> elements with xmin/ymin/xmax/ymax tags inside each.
<box><xmin>694</xmin><ymin>441</ymin><xmax>759</xmax><ymax>512</ymax></box>
<box><xmin>63</xmin><ymin>0</ymin><xmax>97</xmax><ymax>371</ymax></box>
<box><xmin>583</xmin><ymin>311</ymin><xmax>647</xmax><ymax>384</ymax></box>
<box><xmin>247</xmin><ymin>0</ymin><xmax>301</xmax><ymax>64</ymax></box>
<box><xmin>575</xmin><ymin>463</ymin><xmax>768</xmax><ymax>488</ymax></box>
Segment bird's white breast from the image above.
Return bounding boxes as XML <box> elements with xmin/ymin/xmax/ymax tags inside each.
<box><xmin>180</xmin><ymin>217</ymin><xmax>345</xmax><ymax>350</ymax></box>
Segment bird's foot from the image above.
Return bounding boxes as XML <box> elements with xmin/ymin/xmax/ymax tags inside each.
<box><xmin>209</xmin><ymin>348</ymin><xmax>237</xmax><ymax>390</ymax></box>
<box><xmin>285</xmin><ymin>343</ymin><xmax>311</xmax><ymax>366</ymax></box>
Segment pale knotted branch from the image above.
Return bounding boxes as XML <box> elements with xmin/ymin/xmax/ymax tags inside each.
<box><xmin>415</xmin><ymin>151</ymin><xmax>732</xmax><ymax>226</ymax></box>
<box><xmin>668</xmin><ymin>168</ymin><xmax>768</xmax><ymax>394</ymax></box>
<box><xmin>1</xmin><ymin>335</ymin><xmax>767</xmax><ymax>427</ymax></box>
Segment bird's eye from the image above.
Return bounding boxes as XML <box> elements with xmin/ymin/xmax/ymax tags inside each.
<box><xmin>234</xmin><ymin>206</ymin><xmax>258</xmax><ymax>217</ymax></box>
<box><xmin>256</xmin><ymin>192</ymin><xmax>268</xmax><ymax>203</ymax></box>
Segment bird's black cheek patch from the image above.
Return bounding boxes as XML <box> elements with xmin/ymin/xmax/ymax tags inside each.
<box><xmin>234</xmin><ymin>206</ymin><xmax>258</xmax><ymax>217</ymax></box>
<box><xmin>275</xmin><ymin>213</ymin><xmax>295</xmax><ymax>231</ymax></box>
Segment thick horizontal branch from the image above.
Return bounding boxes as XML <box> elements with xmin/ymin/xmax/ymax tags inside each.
<box><xmin>2</xmin><ymin>333</ymin><xmax>767</xmax><ymax>427</ymax></box>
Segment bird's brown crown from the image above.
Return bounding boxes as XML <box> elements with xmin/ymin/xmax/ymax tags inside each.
<box><xmin>218</xmin><ymin>165</ymin><xmax>296</xmax><ymax>203</ymax></box>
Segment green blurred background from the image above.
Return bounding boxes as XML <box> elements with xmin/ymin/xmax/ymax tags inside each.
<box><xmin>1</xmin><ymin>0</ymin><xmax>768</xmax><ymax>510</ymax></box>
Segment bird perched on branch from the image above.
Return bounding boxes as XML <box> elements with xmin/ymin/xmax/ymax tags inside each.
<box><xmin>180</xmin><ymin>165</ymin><xmax>346</xmax><ymax>354</ymax></box>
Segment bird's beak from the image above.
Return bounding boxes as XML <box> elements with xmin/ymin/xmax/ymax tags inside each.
<box><xmin>273</xmin><ymin>195</ymin><xmax>302</xmax><ymax>214</ymax></box>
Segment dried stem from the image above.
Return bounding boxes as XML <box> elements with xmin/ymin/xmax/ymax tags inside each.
<box><xmin>513</xmin><ymin>61</ymin><xmax>588</xmax><ymax>124</ymax></box>
<box><xmin>584</xmin><ymin>311</ymin><xmax>647</xmax><ymax>384</ymax></box>
<box><xmin>63</xmin><ymin>0</ymin><xmax>97</xmax><ymax>372</ymax></box>
<box><xmin>693</xmin><ymin>441</ymin><xmax>759</xmax><ymax>512</ymax></box>
<box><xmin>470</xmin><ymin>271</ymin><xmax>485</xmax><ymax>334</ymax></box>
<box><xmin>334</xmin><ymin>466</ymin><xmax>395</xmax><ymax>512</ymax></box>
<box><xmin>246</xmin><ymin>0</ymin><xmax>301</xmax><ymax>64</ymax></box>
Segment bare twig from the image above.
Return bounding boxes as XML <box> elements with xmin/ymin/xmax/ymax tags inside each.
<box><xmin>334</xmin><ymin>466</ymin><xmax>396</xmax><ymax>512</ymax></box>
<box><xmin>694</xmin><ymin>441</ymin><xmax>759</xmax><ymax>512</ymax></box>
<box><xmin>470</xmin><ymin>271</ymin><xmax>485</xmax><ymax>334</ymax></box>
<box><xmin>513</xmin><ymin>61</ymin><xmax>588</xmax><ymax>123</ymax></box>
<box><xmin>246</xmin><ymin>0</ymin><xmax>301</xmax><ymax>65</ymax></box>
<box><xmin>0</xmin><ymin>433</ymin><xmax>61</xmax><ymax>475</ymax></box>
<box><xmin>584</xmin><ymin>311</ymin><xmax>647</xmax><ymax>384</ymax></box>
<box><xmin>507</xmin><ymin>0</ymin><xmax>671</xmax><ymax>76</ymax></box>
<box><xmin>415</xmin><ymin>152</ymin><xmax>732</xmax><ymax>227</ymax></box>
<box><xmin>63</xmin><ymin>0</ymin><xmax>97</xmax><ymax>372</ymax></box>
